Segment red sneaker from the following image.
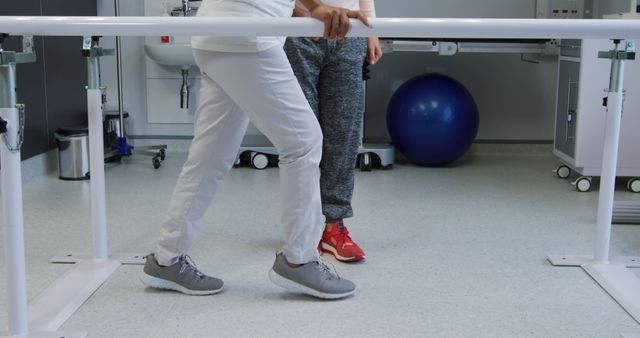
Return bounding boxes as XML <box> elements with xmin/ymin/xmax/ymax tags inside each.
<box><xmin>320</xmin><ymin>222</ymin><xmax>365</xmax><ymax>262</ymax></box>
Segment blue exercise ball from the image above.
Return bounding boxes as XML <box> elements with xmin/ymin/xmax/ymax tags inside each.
<box><xmin>386</xmin><ymin>74</ymin><xmax>479</xmax><ymax>166</ymax></box>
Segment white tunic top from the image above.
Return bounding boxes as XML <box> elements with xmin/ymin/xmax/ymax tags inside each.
<box><xmin>320</xmin><ymin>0</ymin><xmax>359</xmax><ymax>10</ymax></box>
<box><xmin>192</xmin><ymin>0</ymin><xmax>295</xmax><ymax>53</ymax></box>
<box><xmin>295</xmin><ymin>0</ymin><xmax>376</xmax><ymax>16</ymax></box>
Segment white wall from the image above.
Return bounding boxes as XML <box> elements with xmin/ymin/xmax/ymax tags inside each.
<box><xmin>375</xmin><ymin>0</ymin><xmax>536</xmax><ymax>18</ymax></box>
<box><xmin>598</xmin><ymin>0</ymin><xmax>634</xmax><ymax>16</ymax></box>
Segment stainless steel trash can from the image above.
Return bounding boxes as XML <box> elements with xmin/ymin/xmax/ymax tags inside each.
<box><xmin>55</xmin><ymin>126</ymin><xmax>90</xmax><ymax>180</ymax></box>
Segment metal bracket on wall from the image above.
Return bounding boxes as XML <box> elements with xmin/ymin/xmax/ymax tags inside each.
<box><xmin>1</xmin><ymin>35</ymin><xmax>35</xmax><ymax>154</ymax></box>
<box><xmin>0</xmin><ymin>34</ymin><xmax>36</xmax><ymax>65</ymax></box>
<box><xmin>81</xmin><ymin>35</ymin><xmax>115</xmax><ymax>59</ymax></box>
<box><xmin>380</xmin><ymin>39</ymin><xmax>557</xmax><ymax>56</ymax></box>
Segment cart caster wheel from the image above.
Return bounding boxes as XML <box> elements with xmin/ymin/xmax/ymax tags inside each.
<box><xmin>251</xmin><ymin>152</ymin><xmax>269</xmax><ymax>170</ymax></box>
<box><xmin>555</xmin><ymin>165</ymin><xmax>571</xmax><ymax>179</ymax></box>
<box><xmin>627</xmin><ymin>177</ymin><xmax>640</xmax><ymax>193</ymax></box>
<box><xmin>152</xmin><ymin>157</ymin><xmax>161</xmax><ymax>169</ymax></box>
<box><xmin>574</xmin><ymin>177</ymin><xmax>592</xmax><ymax>192</ymax></box>
<box><xmin>159</xmin><ymin>148</ymin><xmax>166</xmax><ymax>161</ymax></box>
<box><xmin>359</xmin><ymin>153</ymin><xmax>373</xmax><ymax>172</ymax></box>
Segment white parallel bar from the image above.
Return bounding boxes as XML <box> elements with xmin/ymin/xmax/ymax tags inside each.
<box><xmin>0</xmin><ymin>17</ymin><xmax>640</xmax><ymax>39</ymax></box>
<box><xmin>87</xmin><ymin>89</ymin><xmax>108</xmax><ymax>260</ymax></box>
<box><xmin>0</xmin><ymin>107</ymin><xmax>28</xmax><ymax>336</ymax></box>
<box><xmin>583</xmin><ymin>262</ymin><xmax>640</xmax><ymax>323</ymax></box>
<box><xmin>595</xmin><ymin>90</ymin><xmax>624</xmax><ymax>263</ymax></box>
<box><xmin>28</xmin><ymin>259</ymin><xmax>120</xmax><ymax>332</ymax></box>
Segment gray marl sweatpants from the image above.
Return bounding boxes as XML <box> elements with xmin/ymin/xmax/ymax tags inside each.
<box><xmin>284</xmin><ymin>37</ymin><xmax>367</xmax><ymax>221</ymax></box>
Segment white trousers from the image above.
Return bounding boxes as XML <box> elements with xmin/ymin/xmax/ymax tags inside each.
<box><xmin>155</xmin><ymin>47</ymin><xmax>324</xmax><ymax>266</ymax></box>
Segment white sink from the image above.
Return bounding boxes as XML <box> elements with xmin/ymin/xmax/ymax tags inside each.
<box><xmin>144</xmin><ymin>43</ymin><xmax>196</xmax><ymax>68</ymax></box>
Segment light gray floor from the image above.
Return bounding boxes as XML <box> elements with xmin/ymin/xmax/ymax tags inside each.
<box><xmin>1</xmin><ymin>146</ymin><xmax>640</xmax><ymax>337</ymax></box>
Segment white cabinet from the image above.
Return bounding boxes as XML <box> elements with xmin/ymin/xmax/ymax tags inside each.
<box><xmin>554</xmin><ymin>39</ymin><xmax>640</xmax><ymax>182</ymax></box>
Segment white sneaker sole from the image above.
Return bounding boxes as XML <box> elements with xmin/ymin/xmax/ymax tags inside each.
<box><xmin>268</xmin><ymin>269</ymin><xmax>354</xmax><ymax>300</ymax></box>
<box><xmin>140</xmin><ymin>272</ymin><xmax>223</xmax><ymax>296</ymax></box>
<box><xmin>320</xmin><ymin>242</ymin><xmax>365</xmax><ymax>262</ymax></box>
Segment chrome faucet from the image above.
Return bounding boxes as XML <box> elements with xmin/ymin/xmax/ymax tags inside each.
<box><xmin>181</xmin><ymin>0</ymin><xmax>190</xmax><ymax>17</ymax></box>
<box><xmin>171</xmin><ymin>0</ymin><xmax>199</xmax><ymax>17</ymax></box>
<box><xmin>180</xmin><ymin>68</ymin><xmax>190</xmax><ymax>109</ymax></box>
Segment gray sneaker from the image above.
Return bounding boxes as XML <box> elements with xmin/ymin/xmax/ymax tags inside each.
<box><xmin>140</xmin><ymin>253</ymin><xmax>223</xmax><ymax>296</ymax></box>
<box><xmin>268</xmin><ymin>252</ymin><xmax>355</xmax><ymax>299</ymax></box>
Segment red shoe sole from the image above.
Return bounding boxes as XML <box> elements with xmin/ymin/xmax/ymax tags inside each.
<box><xmin>320</xmin><ymin>243</ymin><xmax>365</xmax><ymax>262</ymax></box>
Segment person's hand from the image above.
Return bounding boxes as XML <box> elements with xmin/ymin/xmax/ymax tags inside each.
<box><xmin>367</xmin><ymin>37</ymin><xmax>383</xmax><ymax>64</ymax></box>
<box><xmin>292</xmin><ymin>4</ymin><xmax>310</xmax><ymax>17</ymax></box>
<box><xmin>308</xmin><ymin>4</ymin><xmax>370</xmax><ymax>41</ymax></box>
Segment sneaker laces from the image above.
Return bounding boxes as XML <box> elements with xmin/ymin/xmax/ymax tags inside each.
<box><xmin>330</xmin><ymin>225</ymin><xmax>354</xmax><ymax>247</ymax></box>
<box><xmin>339</xmin><ymin>227</ymin><xmax>354</xmax><ymax>243</ymax></box>
<box><xmin>315</xmin><ymin>259</ymin><xmax>341</xmax><ymax>280</ymax></box>
<box><xmin>179</xmin><ymin>255</ymin><xmax>204</xmax><ymax>278</ymax></box>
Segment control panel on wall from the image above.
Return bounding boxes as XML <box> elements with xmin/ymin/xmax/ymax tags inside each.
<box><xmin>536</xmin><ymin>0</ymin><xmax>585</xmax><ymax>18</ymax></box>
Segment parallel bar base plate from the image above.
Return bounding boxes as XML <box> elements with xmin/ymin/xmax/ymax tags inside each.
<box><xmin>547</xmin><ymin>254</ymin><xmax>640</xmax><ymax>267</ymax></box>
<box><xmin>549</xmin><ymin>255</ymin><xmax>640</xmax><ymax>324</ymax></box>
<box><xmin>50</xmin><ymin>252</ymin><xmax>145</xmax><ymax>265</ymax></box>
<box><xmin>28</xmin><ymin>259</ymin><xmax>120</xmax><ymax>332</ymax></box>
<box><xmin>1</xmin><ymin>331</ymin><xmax>87</xmax><ymax>338</ymax></box>
<box><xmin>583</xmin><ymin>262</ymin><xmax>640</xmax><ymax>324</ymax></box>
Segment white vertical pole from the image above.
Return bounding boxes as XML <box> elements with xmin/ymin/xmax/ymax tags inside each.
<box><xmin>1</xmin><ymin>59</ymin><xmax>29</xmax><ymax>336</ymax></box>
<box><xmin>0</xmin><ymin>107</ymin><xmax>29</xmax><ymax>335</ymax></box>
<box><xmin>1</xmin><ymin>107</ymin><xmax>29</xmax><ymax>336</ymax></box>
<box><xmin>594</xmin><ymin>49</ymin><xmax>625</xmax><ymax>263</ymax></box>
<box><xmin>114</xmin><ymin>0</ymin><xmax>126</xmax><ymax>138</ymax></box>
<box><xmin>87</xmin><ymin>88</ymin><xmax>109</xmax><ymax>260</ymax></box>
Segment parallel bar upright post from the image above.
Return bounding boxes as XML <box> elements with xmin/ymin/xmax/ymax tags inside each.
<box><xmin>86</xmin><ymin>39</ymin><xmax>109</xmax><ymax>260</ymax></box>
<box><xmin>113</xmin><ymin>0</ymin><xmax>126</xmax><ymax>138</ymax></box>
<box><xmin>0</xmin><ymin>59</ymin><xmax>28</xmax><ymax>336</ymax></box>
<box><xmin>594</xmin><ymin>42</ymin><xmax>626</xmax><ymax>263</ymax></box>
